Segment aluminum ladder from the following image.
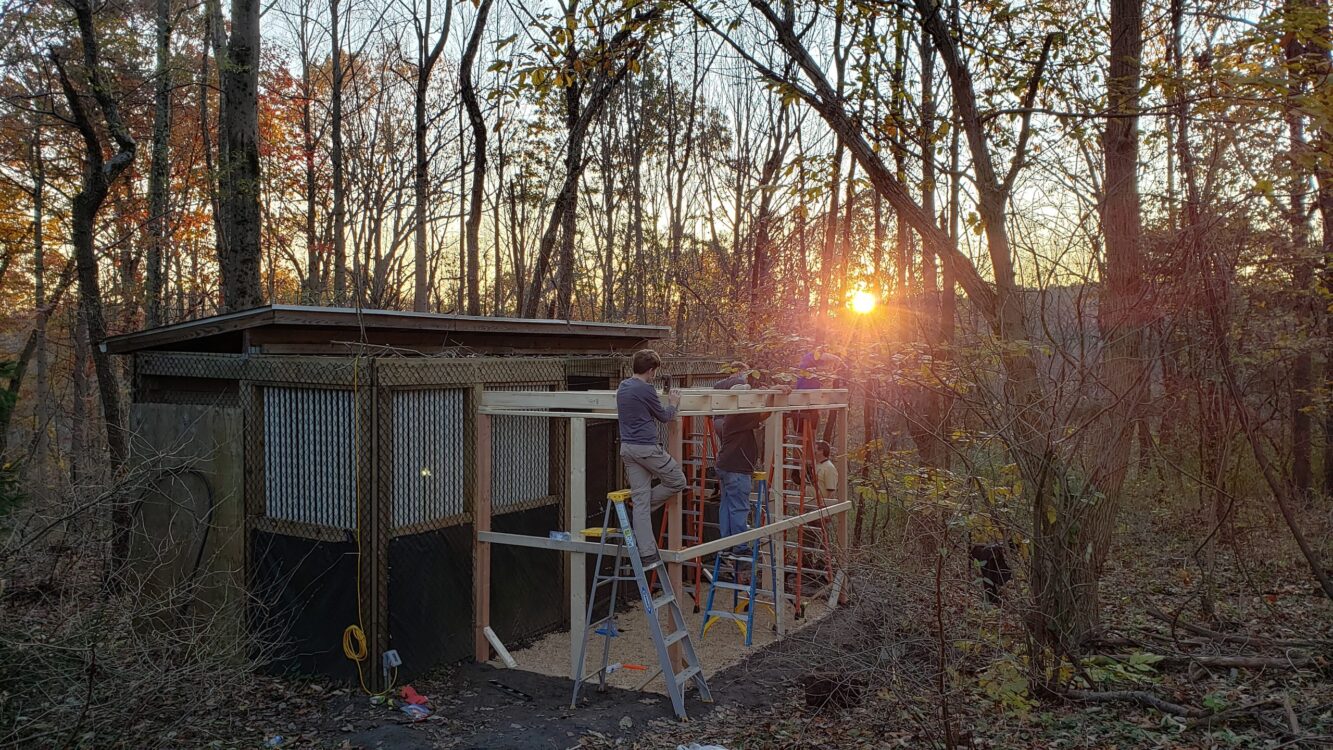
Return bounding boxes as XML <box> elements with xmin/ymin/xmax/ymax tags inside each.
<box><xmin>701</xmin><ymin>471</ymin><xmax>780</xmax><ymax>646</ymax></box>
<box><xmin>570</xmin><ymin>489</ymin><xmax>712</xmax><ymax>720</ymax></box>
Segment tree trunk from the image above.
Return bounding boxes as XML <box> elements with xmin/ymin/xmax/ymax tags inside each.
<box><xmin>749</xmin><ymin>118</ymin><xmax>788</xmax><ymax>334</ymax></box>
<box><xmin>201</xmin><ymin>0</ymin><xmax>227</xmax><ymax>273</ymax></box>
<box><xmin>52</xmin><ymin>0</ymin><xmax>138</xmax><ymax>583</ymax></box>
<box><xmin>218</xmin><ymin>0</ymin><xmax>263</xmax><ymax>311</ymax></box>
<box><xmin>145</xmin><ymin>0</ymin><xmax>172</xmax><ymax>327</ymax></box>
<box><xmin>1286</xmin><ymin>0</ymin><xmax>1315</xmax><ymax>498</ymax></box>
<box><xmin>521</xmin><ymin>44</ymin><xmax>646</xmax><ymax>317</ymax></box>
<box><xmin>555</xmin><ymin>77</ymin><xmax>582</xmax><ymax>319</ymax></box>
<box><xmin>1032</xmin><ymin>0</ymin><xmax>1146</xmax><ymax>648</ymax></box>
<box><xmin>299</xmin><ymin>11</ymin><xmax>321</xmax><ymax>301</ymax></box>
<box><xmin>32</xmin><ymin>124</ymin><xmax>51</xmax><ymax>472</ymax></box>
<box><xmin>411</xmin><ymin>0</ymin><xmax>455</xmax><ymax>312</ymax></box>
<box><xmin>330</xmin><ymin>0</ymin><xmax>347</xmax><ymax>302</ymax></box>
<box><xmin>460</xmin><ymin>0</ymin><xmax>492</xmax><ymax>316</ymax></box>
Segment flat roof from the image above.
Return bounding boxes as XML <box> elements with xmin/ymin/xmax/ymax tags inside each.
<box><xmin>102</xmin><ymin>305</ymin><xmax>669</xmax><ymax>355</ymax></box>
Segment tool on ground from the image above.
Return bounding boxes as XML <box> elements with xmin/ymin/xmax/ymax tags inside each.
<box><xmin>571</xmin><ymin>489</ymin><xmax>712</xmax><ymax>720</ymax></box>
<box><xmin>489</xmin><ymin>679</ymin><xmax>533</xmax><ymax>702</ymax></box>
<box><xmin>701</xmin><ymin>472</ymin><xmax>779</xmax><ymax>646</ymax></box>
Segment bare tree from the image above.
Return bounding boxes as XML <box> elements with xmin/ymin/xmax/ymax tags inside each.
<box><xmin>405</xmin><ymin>0</ymin><xmax>454</xmax><ymax>311</ymax></box>
<box><xmin>460</xmin><ymin>0</ymin><xmax>493</xmax><ymax>316</ymax></box>
<box><xmin>520</xmin><ymin>4</ymin><xmax>663</xmax><ymax>318</ymax></box>
<box><xmin>50</xmin><ymin>0</ymin><xmax>137</xmax><ymax>577</ymax></box>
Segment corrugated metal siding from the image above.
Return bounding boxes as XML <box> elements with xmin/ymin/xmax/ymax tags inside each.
<box><xmin>263</xmin><ymin>387</ymin><xmax>355</xmax><ymax>529</ymax></box>
<box><xmin>392</xmin><ymin>389</ymin><xmax>466</xmax><ymax>527</ymax></box>
<box><xmin>488</xmin><ymin>385</ymin><xmax>553</xmax><ymax>512</ymax></box>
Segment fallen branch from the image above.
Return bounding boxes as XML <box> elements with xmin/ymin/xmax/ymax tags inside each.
<box><xmin>1281</xmin><ymin>694</ymin><xmax>1301</xmax><ymax>736</ymax></box>
<box><xmin>1063</xmin><ymin>688</ymin><xmax>1208</xmax><ymax>718</ymax></box>
<box><xmin>1182</xmin><ymin>655</ymin><xmax>1314</xmax><ymax>670</ymax></box>
<box><xmin>1098</xmin><ymin>653</ymin><xmax>1314</xmax><ymax>670</ymax></box>
<box><xmin>1184</xmin><ymin>698</ymin><xmax>1283</xmax><ymax>731</ymax></box>
<box><xmin>1146</xmin><ymin>605</ymin><xmax>1331</xmax><ymax>649</ymax></box>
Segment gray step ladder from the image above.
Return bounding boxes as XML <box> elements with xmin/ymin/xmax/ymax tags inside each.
<box><xmin>570</xmin><ymin>489</ymin><xmax>712</xmax><ymax>720</ymax></box>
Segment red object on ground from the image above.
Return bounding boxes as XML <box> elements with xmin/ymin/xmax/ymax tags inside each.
<box><xmin>400</xmin><ymin>685</ymin><xmax>429</xmax><ymax>705</ymax></box>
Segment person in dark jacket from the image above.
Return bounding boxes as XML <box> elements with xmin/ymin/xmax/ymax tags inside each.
<box><xmin>716</xmin><ymin>402</ymin><xmax>765</xmax><ymax>555</ymax></box>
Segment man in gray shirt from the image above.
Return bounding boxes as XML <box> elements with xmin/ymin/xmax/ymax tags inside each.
<box><xmin>616</xmin><ymin>349</ymin><xmax>686</xmax><ymax>566</ymax></box>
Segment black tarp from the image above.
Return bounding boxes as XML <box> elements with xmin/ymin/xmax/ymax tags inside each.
<box><xmin>490</xmin><ymin>505</ymin><xmax>564</xmax><ymax>644</ymax></box>
<box><xmin>387</xmin><ymin>523</ymin><xmax>473</xmax><ymax>678</ymax></box>
<box><xmin>385</xmin><ymin>505</ymin><xmax>565</xmax><ymax>680</ymax></box>
<box><xmin>249</xmin><ymin>529</ymin><xmax>358</xmax><ymax>682</ymax></box>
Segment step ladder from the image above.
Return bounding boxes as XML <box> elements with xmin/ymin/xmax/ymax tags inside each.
<box><xmin>570</xmin><ymin>489</ymin><xmax>712</xmax><ymax>720</ymax></box>
<box><xmin>701</xmin><ymin>472</ymin><xmax>780</xmax><ymax>646</ymax></box>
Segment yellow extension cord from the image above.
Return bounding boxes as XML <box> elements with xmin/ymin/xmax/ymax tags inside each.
<box><xmin>345</xmin><ymin>355</ymin><xmax>396</xmax><ymax>697</ymax></box>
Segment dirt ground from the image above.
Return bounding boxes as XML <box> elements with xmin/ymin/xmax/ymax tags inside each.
<box><xmin>241</xmin><ymin>601</ymin><xmax>840</xmax><ymax>750</ymax></box>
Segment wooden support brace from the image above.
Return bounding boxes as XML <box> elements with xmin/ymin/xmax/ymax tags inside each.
<box><xmin>764</xmin><ymin>409</ymin><xmax>786</xmax><ymax>635</ymax></box>
<box><xmin>834</xmin><ymin>405</ymin><xmax>850</xmax><ymax>603</ymax></box>
<box><xmin>473</xmin><ymin>412</ymin><xmax>493</xmax><ymax>663</ymax></box>
<box><xmin>478</xmin><ymin>503</ymin><xmax>852</xmax><ymax>562</ymax></box>
<box><xmin>666</xmin><ymin>418</ymin><xmax>684</xmax><ymax>670</ymax></box>
<box><xmin>568</xmin><ymin>417</ymin><xmax>587</xmax><ymax>680</ymax></box>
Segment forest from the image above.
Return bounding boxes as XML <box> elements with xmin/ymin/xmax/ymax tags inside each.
<box><xmin>0</xmin><ymin>0</ymin><xmax>1331</xmax><ymax>746</ymax></box>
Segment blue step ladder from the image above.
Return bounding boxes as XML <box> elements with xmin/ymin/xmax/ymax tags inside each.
<box><xmin>701</xmin><ymin>472</ymin><xmax>780</xmax><ymax>646</ymax></box>
<box><xmin>570</xmin><ymin>490</ymin><xmax>712</xmax><ymax>720</ymax></box>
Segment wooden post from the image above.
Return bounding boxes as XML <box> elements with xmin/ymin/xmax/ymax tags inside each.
<box><xmin>764</xmin><ymin>408</ymin><xmax>786</xmax><ymax>635</ymax></box>
<box><xmin>354</xmin><ymin>359</ymin><xmax>390</xmax><ymax>691</ymax></box>
<box><xmin>835</xmin><ymin>403</ymin><xmax>850</xmax><ymax>603</ymax></box>
<box><xmin>473</xmin><ymin>411</ymin><xmax>493</xmax><ymax>662</ymax></box>
<box><xmin>666</xmin><ymin>417</ymin><xmax>684</xmax><ymax>669</ymax></box>
<box><xmin>568</xmin><ymin>416</ymin><xmax>587</xmax><ymax>680</ymax></box>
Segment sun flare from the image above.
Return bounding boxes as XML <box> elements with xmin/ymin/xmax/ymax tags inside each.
<box><xmin>850</xmin><ymin>290</ymin><xmax>877</xmax><ymax>314</ymax></box>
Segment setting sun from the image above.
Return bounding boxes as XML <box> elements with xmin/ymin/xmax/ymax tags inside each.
<box><xmin>850</xmin><ymin>290</ymin><xmax>877</xmax><ymax>314</ymax></box>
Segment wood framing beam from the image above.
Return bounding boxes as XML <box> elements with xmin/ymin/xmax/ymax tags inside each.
<box><xmin>478</xmin><ymin>531</ymin><xmax>606</xmax><ymax>554</ymax></box>
<box><xmin>567</xmin><ymin>417</ymin><xmax>587</xmax><ymax>680</ymax></box>
<box><xmin>666</xmin><ymin>419</ymin><xmax>684</xmax><ymax>670</ymax></box>
<box><xmin>473</xmin><ymin>412</ymin><xmax>493</xmax><ymax>663</ymax></box>
<box><xmin>661</xmin><ymin>501</ymin><xmax>851</xmax><ymax>563</ymax></box>
<box><xmin>835</xmin><ymin>402</ymin><xmax>850</xmax><ymax>604</ymax></box>
<box><xmin>478</xmin><ymin>404</ymin><xmax>849</xmax><ymax>419</ymax></box>
<box><xmin>764</xmin><ymin>409</ymin><xmax>786</xmax><ymax>635</ymax></box>
<box><xmin>479</xmin><ymin>388</ymin><xmax>849</xmax><ymax>417</ymax></box>
<box><xmin>477</xmin><ymin>503</ymin><xmax>852</xmax><ymax>562</ymax></box>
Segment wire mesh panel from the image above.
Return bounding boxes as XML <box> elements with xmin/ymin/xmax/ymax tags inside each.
<box><xmin>488</xmin><ymin>384</ymin><xmax>555</xmax><ymax>514</ymax></box>
<box><xmin>262</xmin><ymin>386</ymin><xmax>355</xmax><ymax>529</ymax></box>
<box><xmin>391</xmin><ymin>389</ymin><xmax>466</xmax><ymax>528</ymax></box>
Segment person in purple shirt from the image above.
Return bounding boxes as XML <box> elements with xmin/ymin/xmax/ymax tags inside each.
<box><xmin>616</xmin><ymin>349</ymin><xmax>686</xmax><ymax>566</ymax></box>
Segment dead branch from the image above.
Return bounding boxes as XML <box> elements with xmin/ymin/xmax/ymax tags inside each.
<box><xmin>1098</xmin><ymin>652</ymin><xmax>1315</xmax><ymax>670</ymax></box>
<box><xmin>1063</xmin><ymin>688</ymin><xmax>1209</xmax><ymax>718</ymax></box>
<box><xmin>1146</xmin><ymin>605</ymin><xmax>1332</xmax><ymax>649</ymax></box>
<box><xmin>1281</xmin><ymin>694</ymin><xmax>1301</xmax><ymax>736</ymax></box>
<box><xmin>1182</xmin><ymin>698</ymin><xmax>1286</xmax><ymax>730</ymax></box>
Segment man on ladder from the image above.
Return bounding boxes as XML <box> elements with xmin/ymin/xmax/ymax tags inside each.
<box><xmin>616</xmin><ymin>349</ymin><xmax>686</xmax><ymax>567</ymax></box>
<box><xmin>715</xmin><ymin>385</ymin><xmax>769</xmax><ymax>582</ymax></box>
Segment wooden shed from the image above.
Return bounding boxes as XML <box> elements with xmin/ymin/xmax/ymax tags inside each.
<box><xmin>106</xmin><ymin>305</ymin><xmax>725</xmax><ymax>687</ymax></box>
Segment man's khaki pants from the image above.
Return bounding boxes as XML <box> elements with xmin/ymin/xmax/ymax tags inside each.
<box><xmin>619</xmin><ymin>443</ymin><xmax>687</xmax><ymax>557</ymax></box>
